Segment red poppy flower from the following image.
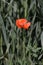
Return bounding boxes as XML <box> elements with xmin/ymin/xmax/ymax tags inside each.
<box><xmin>16</xmin><ymin>19</ymin><xmax>31</xmax><ymax>29</ymax></box>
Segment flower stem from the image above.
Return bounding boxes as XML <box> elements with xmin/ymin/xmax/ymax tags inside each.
<box><xmin>24</xmin><ymin>0</ymin><xmax>28</xmax><ymax>18</ymax></box>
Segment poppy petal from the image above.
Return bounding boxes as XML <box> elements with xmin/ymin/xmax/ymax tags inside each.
<box><xmin>16</xmin><ymin>20</ymin><xmax>22</xmax><ymax>28</ymax></box>
<box><xmin>23</xmin><ymin>22</ymin><xmax>31</xmax><ymax>29</ymax></box>
<box><xmin>18</xmin><ymin>19</ymin><xmax>27</xmax><ymax>26</ymax></box>
<box><xmin>16</xmin><ymin>19</ymin><xmax>24</xmax><ymax>28</ymax></box>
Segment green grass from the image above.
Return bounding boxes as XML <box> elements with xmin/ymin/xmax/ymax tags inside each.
<box><xmin>0</xmin><ymin>0</ymin><xmax>43</xmax><ymax>65</ymax></box>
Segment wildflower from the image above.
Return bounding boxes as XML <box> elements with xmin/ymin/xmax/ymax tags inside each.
<box><xmin>16</xmin><ymin>19</ymin><xmax>31</xmax><ymax>29</ymax></box>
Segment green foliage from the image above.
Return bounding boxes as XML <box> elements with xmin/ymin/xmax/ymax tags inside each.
<box><xmin>0</xmin><ymin>0</ymin><xmax>43</xmax><ymax>65</ymax></box>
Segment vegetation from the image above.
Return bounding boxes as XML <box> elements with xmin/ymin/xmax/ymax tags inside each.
<box><xmin>0</xmin><ymin>0</ymin><xmax>43</xmax><ymax>65</ymax></box>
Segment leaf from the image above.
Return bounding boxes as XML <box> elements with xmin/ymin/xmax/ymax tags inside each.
<box><xmin>28</xmin><ymin>0</ymin><xmax>35</xmax><ymax>14</ymax></box>
<box><xmin>0</xmin><ymin>14</ymin><xmax>8</xmax><ymax>45</ymax></box>
<box><xmin>41</xmin><ymin>32</ymin><xmax>43</xmax><ymax>50</ymax></box>
<box><xmin>32</xmin><ymin>47</ymin><xmax>41</xmax><ymax>53</ymax></box>
<box><xmin>33</xmin><ymin>53</ymin><xmax>38</xmax><ymax>57</ymax></box>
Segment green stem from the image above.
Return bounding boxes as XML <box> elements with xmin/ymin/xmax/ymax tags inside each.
<box><xmin>24</xmin><ymin>0</ymin><xmax>28</xmax><ymax>18</ymax></box>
